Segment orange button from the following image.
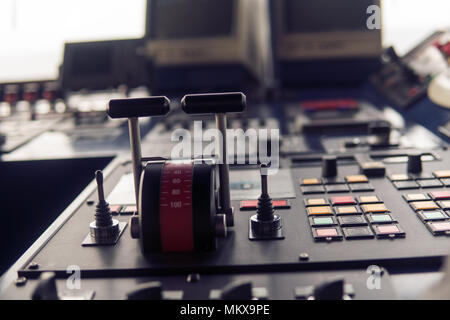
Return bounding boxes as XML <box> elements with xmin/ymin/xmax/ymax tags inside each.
<box><xmin>346</xmin><ymin>175</ymin><xmax>368</xmax><ymax>183</ymax></box>
<box><xmin>361</xmin><ymin>203</ymin><xmax>388</xmax><ymax>213</ymax></box>
<box><xmin>307</xmin><ymin>206</ymin><xmax>333</xmax><ymax>215</ymax></box>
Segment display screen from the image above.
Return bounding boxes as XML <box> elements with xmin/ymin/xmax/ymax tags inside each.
<box><xmin>149</xmin><ymin>0</ymin><xmax>234</xmax><ymax>40</ymax></box>
<box><xmin>284</xmin><ymin>0</ymin><xmax>373</xmax><ymax>33</ymax></box>
<box><xmin>70</xmin><ymin>45</ymin><xmax>113</xmax><ymax>77</ymax></box>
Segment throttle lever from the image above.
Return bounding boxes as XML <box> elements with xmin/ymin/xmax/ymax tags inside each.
<box><xmin>181</xmin><ymin>92</ymin><xmax>246</xmax><ymax>226</ymax></box>
<box><xmin>107</xmin><ymin>96</ymin><xmax>170</xmax><ymax>206</ymax></box>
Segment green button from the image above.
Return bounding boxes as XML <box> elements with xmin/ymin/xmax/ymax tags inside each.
<box><xmin>423</xmin><ymin>211</ymin><xmax>446</xmax><ymax>219</ymax></box>
<box><xmin>371</xmin><ymin>214</ymin><xmax>392</xmax><ymax>223</ymax></box>
<box><xmin>313</xmin><ymin>217</ymin><xmax>334</xmax><ymax>225</ymax></box>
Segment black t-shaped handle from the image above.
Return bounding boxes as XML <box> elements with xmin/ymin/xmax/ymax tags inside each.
<box><xmin>108</xmin><ymin>96</ymin><xmax>170</xmax><ymax>118</ymax></box>
<box><xmin>181</xmin><ymin>92</ymin><xmax>246</xmax><ymax>114</ymax></box>
<box><xmin>107</xmin><ymin>96</ymin><xmax>170</xmax><ymax>208</ymax></box>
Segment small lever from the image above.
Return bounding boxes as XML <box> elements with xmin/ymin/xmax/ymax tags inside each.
<box><xmin>107</xmin><ymin>97</ymin><xmax>170</xmax><ymax>206</ymax></box>
<box><xmin>181</xmin><ymin>92</ymin><xmax>246</xmax><ymax>226</ymax></box>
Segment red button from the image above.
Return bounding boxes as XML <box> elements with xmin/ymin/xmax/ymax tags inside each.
<box><xmin>272</xmin><ymin>200</ymin><xmax>290</xmax><ymax>209</ymax></box>
<box><xmin>331</xmin><ymin>196</ymin><xmax>356</xmax><ymax>205</ymax></box>
<box><xmin>316</xmin><ymin>228</ymin><xmax>338</xmax><ymax>237</ymax></box>
<box><xmin>429</xmin><ymin>191</ymin><xmax>450</xmax><ymax>200</ymax></box>
<box><xmin>240</xmin><ymin>200</ymin><xmax>258</xmax><ymax>210</ymax></box>
<box><xmin>241</xmin><ymin>199</ymin><xmax>290</xmax><ymax>210</ymax></box>
<box><xmin>109</xmin><ymin>205</ymin><xmax>122</xmax><ymax>214</ymax></box>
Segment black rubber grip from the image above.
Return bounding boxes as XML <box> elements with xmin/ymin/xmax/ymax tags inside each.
<box><xmin>108</xmin><ymin>97</ymin><xmax>170</xmax><ymax>118</ymax></box>
<box><xmin>181</xmin><ymin>92</ymin><xmax>246</xmax><ymax>114</ymax></box>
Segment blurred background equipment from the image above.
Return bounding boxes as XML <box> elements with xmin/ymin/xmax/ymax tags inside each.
<box><xmin>0</xmin><ymin>0</ymin><xmax>450</xmax><ymax>301</ymax></box>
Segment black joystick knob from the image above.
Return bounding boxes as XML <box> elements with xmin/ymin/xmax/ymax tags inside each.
<box><xmin>368</xmin><ymin>121</ymin><xmax>391</xmax><ymax>146</ymax></box>
<box><xmin>249</xmin><ymin>164</ymin><xmax>284</xmax><ymax>240</ymax></box>
<box><xmin>89</xmin><ymin>170</ymin><xmax>119</xmax><ymax>240</ymax></box>
<box><xmin>220</xmin><ymin>280</ymin><xmax>253</xmax><ymax>300</ymax></box>
<box><xmin>407</xmin><ymin>152</ymin><xmax>422</xmax><ymax>174</ymax></box>
<box><xmin>322</xmin><ymin>155</ymin><xmax>337</xmax><ymax>177</ymax></box>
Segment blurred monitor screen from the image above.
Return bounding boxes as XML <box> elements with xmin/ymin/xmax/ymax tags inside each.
<box><xmin>0</xmin><ymin>0</ymin><xmax>146</xmax><ymax>83</ymax></box>
<box><xmin>284</xmin><ymin>0</ymin><xmax>370</xmax><ymax>33</ymax></box>
<box><xmin>149</xmin><ymin>0</ymin><xmax>233</xmax><ymax>40</ymax></box>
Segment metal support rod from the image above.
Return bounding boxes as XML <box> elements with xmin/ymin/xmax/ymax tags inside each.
<box><xmin>128</xmin><ymin>117</ymin><xmax>142</xmax><ymax>207</ymax></box>
<box><xmin>215</xmin><ymin>113</ymin><xmax>232</xmax><ymax>216</ymax></box>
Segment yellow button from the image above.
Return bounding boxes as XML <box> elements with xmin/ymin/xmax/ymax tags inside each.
<box><xmin>390</xmin><ymin>174</ymin><xmax>410</xmax><ymax>181</ymax></box>
<box><xmin>346</xmin><ymin>175</ymin><xmax>368</xmax><ymax>183</ymax></box>
<box><xmin>302</xmin><ymin>178</ymin><xmax>320</xmax><ymax>185</ymax></box>
<box><xmin>410</xmin><ymin>201</ymin><xmax>439</xmax><ymax>211</ymax></box>
<box><xmin>359</xmin><ymin>196</ymin><xmax>380</xmax><ymax>203</ymax></box>
<box><xmin>405</xmin><ymin>194</ymin><xmax>428</xmax><ymax>201</ymax></box>
<box><xmin>335</xmin><ymin>206</ymin><xmax>358</xmax><ymax>214</ymax></box>
<box><xmin>306</xmin><ymin>198</ymin><xmax>327</xmax><ymax>206</ymax></box>
<box><xmin>433</xmin><ymin>170</ymin><xmax>450</xmax><ymax>178</ymax></box>
<box><xmin>307</xmin><ymin>206</ymin><xmax>333</xmax><ymax>215</ymax></box>
<box><xmin>361</xmin><ymin>203</ymin><xmax>388</xmax><ymax>213</ymax></box>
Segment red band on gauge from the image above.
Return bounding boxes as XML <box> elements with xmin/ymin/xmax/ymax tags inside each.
<box><xmin>159</xmin><ymin>161</ymin><xmax>194</xmax><ymax>252</ymax></box>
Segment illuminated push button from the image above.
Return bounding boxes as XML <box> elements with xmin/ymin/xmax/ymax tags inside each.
<box><xmin>410</xmin><ymin>201</ymin><xmax>439</xmax><ymax>211</ymax></box>
<box><xmin>109</xmin><ymin>205</ymin><xmax>122</xmax><ymax>215</ymax></box>
<box><xmin>325</xmin><ymin>184</ymin><xmax>349</xmax><ymax>193</ymax></box>
<box><xmin>304</xmin><ymin>198</ymin><xmax>328</xmax><ymax>206</ymax></box>
<box><xmin>330</xmin><ymin>196</ymin><xmax>356</xmax><ymax>205</ymax></box>
<box><xmin>373</xmin><ymin>224</ymin><xmax>405</xmax><ymax>239</ymax></box>
<box><xmin>121</xmin><ymin>205</ymin><xmax>137</xmax><ymax>215</ymax></box>
<box><xmin>307</xmin><ymin>206</ymin><xmax>333</xmax><ymax>216</ymax></box>
<box><xmin>312</xmin><ymin>227</ymin><xmax>343</xmax><ymax>241</ymax></box>
<box><xmin>301</xmin><ymin>185</ymin><xmax>325</xmax><ymax>194</ymax></box>
<box><xmin>438</xmin><ymin>201</ymin><xmax>450</xmax><ymax>210</ymax></box>
<box><xmin>433</xmin><ymin>170</ymin><xmax>450</xmax><ymax>178</ymax></box>
<box><xmin>309</xmin><ymin>216</ymin><xmax>337</xmax><ymax>227</ymax></box>
<box><xmin>301</xmin><ymin>178</ymin><xmax>321</xmax><ymax>185</ymax></box>
<box><xmin>403</xmin><ymin>193</ymin><xmax>429</xmax><ymax>202</ymax></box>
<box><xmin>337</xmin><ymin>215</ymin><xmax>367</xmax><ymax>227</ymax></box>
<box><xmin>240</xmin><ymin>200</ymin><xmax>258</xmax><ymax>210</ymax></box>
<box><xmin>240</xmin><ymin>199</ymin><xmax>290</xmax><ymax>210</ymax></box>
<box><xmin>393</xmin><ymin>180</ymin><xmax>419</xmax><ymax>190</ymax></box>
<box><xmin>366</xmin><ymin>213</ymin><xmax>395</xmax><ymax>224</ymax></box>
<box><xmin>335</xmin><ymin>206</ymin><xmax>360</xmax><ymax>215</ymax></box>
<box><xmin>361</xmin><ymin>203</ymin><xmax>388</xmax><ymax>213</ymax></box>
<box><xmin>342</xmin><ymin>226</ymin><xmax>374</xmax><ymax>239</ymax></box>
<box><xmin>429</xmin><ymin>191</ymin><xmax>450</xmax><ymax>200</ymax></box>
<box><xmin>358</xmin><ymin>195</ymin><xmax>382</xmax><ymax>204</ymax></box>
<box><xmin>349</xmin><ymin>183</ymin><xmax>374</xmax><ymax>192</ymax></box>
<box><xmin>440</xmin><ymin>178</ymin><xmax>450</xmax><ymax>187</ymax></box>
<box><xmin>426</xmin><ymin>221</ymin><xmax>450</xmax><ymax>236</ymax></box>
<box><xmin>345</xmin><ymin>175</ymin><xmax>368</xmax><ymax>183</ymax></box>
<box><xmin>272</xmin><ymin>200</ymin><xmax>290</xmax><ymax>209</ymax></box>
<box><xmin>417</xmin><ymin>179</ymin><xmax>443</xmax><ymax>188</ymax></box>
<box><xmin>389</xmin><ymin>174</ymin><xmax>411</xmax><ymax>181</ymax></box>
<box><xmin>418</xmin><ymin>211</ymin><xmax>448</xmax><ymax>222</ymax></box>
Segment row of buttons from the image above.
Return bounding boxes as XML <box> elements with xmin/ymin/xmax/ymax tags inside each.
<box><xmin>402</xmin><ymin>191</ymin><xmax>450</xmax><ymax>236</ymax></box>
<box><xmin>305</xmin><ymin>195</ymin><xmax>405</xmax><ymax>241</ymax></box>
<box><xmin>300</xmin><ymin>175</ymin><xmax>374</xmax><ymax>194</ymax></box>
<box><xmin>389</xmin><ymin>170</ymin><xmax>450</xmax><ymax>190</ymax></box>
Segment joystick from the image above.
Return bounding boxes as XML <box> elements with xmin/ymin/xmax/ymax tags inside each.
<box><xmin>407</xmin><ymin>151</ymin><xmax>423</xmax><ymax>174</ymax></box>
<box><xmin>82</xmin><ymin>170</ymin><xmax>127</xmax><ymax>246</ymax></box>
<box><xmin>322</xmin><ymin>155</ymin><xmax>337</xmax><ymax>177</ymax></box>
<box><xmin>249</xmin><ymin>164</ymin><xmax>284</xmax><ymax>240</ymax></box>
